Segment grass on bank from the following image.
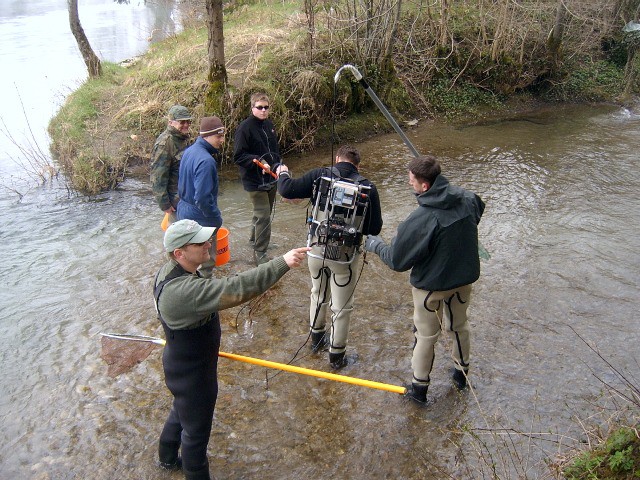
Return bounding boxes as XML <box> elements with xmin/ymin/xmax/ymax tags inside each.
<box><xmin>47</xmin><ymin>62</ymin><xmax>130</xmax><ymax>194</ymax></box>
<box><xmin>48</xmin><ymin>0</ymin><xmax>631</xmax><ymax>197</ymax></box>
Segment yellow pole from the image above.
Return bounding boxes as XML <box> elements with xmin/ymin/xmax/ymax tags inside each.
<box><xmin>101</xmin><ymin>334</ymin><xmax>407</xmax><ymax>395</ymax></box>
<box><xmin>219</xmin><ymin>351</ymin><xmax>407</xmax><ymax>395</ymax></box>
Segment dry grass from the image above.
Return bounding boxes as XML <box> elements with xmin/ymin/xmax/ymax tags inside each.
<box><xmin>47</xmin><ymin>0</ymin><xmax>632</xmax><ymax>194</ymax></box>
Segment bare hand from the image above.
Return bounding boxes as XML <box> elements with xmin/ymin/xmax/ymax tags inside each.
<box><xmin>283</xmin><ymin>247</ymin><xmax>311</xmax><ymax>268</ymax></box>
<box><xmin>262</xmin><ymin>162</ymin><xmax>271</xmax><ymax>174</ymax></box>
<box><xmin>276</xmin><ymin>164</ymin><xmax>289</xmax><ymax>176</ymax></box>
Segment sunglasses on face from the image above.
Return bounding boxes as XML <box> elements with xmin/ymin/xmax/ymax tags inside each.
<box><xmin>253</xmin><ymin>105</ymin><xmax>269</xmax><ymax>111</ymax></box>
<box><xmin>185</xmin><ymin>236</ymin><xmax>214</xmax><ymax>247</ymax></box>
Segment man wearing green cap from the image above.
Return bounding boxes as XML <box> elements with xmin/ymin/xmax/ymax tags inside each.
<box><xmin>150</xmin><ymin>105</ymin><xmax>193</xmax><ymax>225</ymax></box>
<box><xmin>155</xmin><ymin>219</ymin><xmax>309</xmax><ymax>480</ymax></box>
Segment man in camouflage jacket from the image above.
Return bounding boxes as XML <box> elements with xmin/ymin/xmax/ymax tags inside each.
<box><xmin>150</xmin><ymin>105</ymin><xmax>193</xmax><ymax>224</ymax></box>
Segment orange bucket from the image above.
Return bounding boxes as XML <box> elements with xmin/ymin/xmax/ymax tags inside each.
<box><xmin>215</xmin><ymin>227</ymin><xmax>230</xmax><ymax>266</ymax></box>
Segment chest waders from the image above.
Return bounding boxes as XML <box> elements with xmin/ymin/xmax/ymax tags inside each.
<box><xmin>307</xmin><ymin>168</ymin><xmax>370</xmax><ymax>367</ymax></box>
<box><xmin>154</xmin><ymin>264</ymin><xmax>220</xmax><ymax>479</ymax></box>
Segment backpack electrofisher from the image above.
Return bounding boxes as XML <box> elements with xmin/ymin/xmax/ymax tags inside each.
<box><xmin>307</xmin><ymin>174</ymin><xmax>371</xmax><ymax>264</ymax></box>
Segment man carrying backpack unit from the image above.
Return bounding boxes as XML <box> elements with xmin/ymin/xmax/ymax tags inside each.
<box><xmin>275</xmin><ymin>145</ymin><xmax>383</xmax><ymax>369</ymax></box>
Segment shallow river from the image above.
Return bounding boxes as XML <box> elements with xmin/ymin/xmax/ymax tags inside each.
<box><xmin>1</xmin><ymin>103</ymin><xmax>639</xmax><ymax>479</ymax></box>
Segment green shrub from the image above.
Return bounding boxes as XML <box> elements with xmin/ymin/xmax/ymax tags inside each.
<box><xmin>563</xmin><ymin>426</ymin><xmax>640</xmax><ymax>480</ymax></box>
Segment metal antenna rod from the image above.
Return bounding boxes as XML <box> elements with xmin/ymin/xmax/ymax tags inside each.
<box><xmin>334</xmin><ymin>64</ymin><xmax>420</xmax><ymax>158</ymax></box>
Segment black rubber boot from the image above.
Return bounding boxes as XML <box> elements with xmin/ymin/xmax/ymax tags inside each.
<box><xmin>310</xmin><ymin>331</ymin><xmax>327</xmax><ymax>352</ymax></box>
<box><xmin>158</xmin><ymin>440</ymin><xmax>181</xmax><ymax>471</ymax></box>
<box><xmin>452</xmin><ymin>368</ymin><xmax>468</xmax><ymax>389</ymax></box>
<box><xmin>184</xmin><ymin>465</ymin><xmax>212</xmax><ymax>480</ymax></box>
<box><xmin>405</xmin><ymin>382</ymin><xmax>428</xmax><ymax>404</ymax></box>
<box><xmin>329</xmin><ymin>352</ymin><xmax>347</xmax><ymax>370</ymax></box>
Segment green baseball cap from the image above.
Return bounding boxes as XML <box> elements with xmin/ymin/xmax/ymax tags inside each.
<box><xmin>164</xmin><ymin>219</ymin><xmax>216</xmax><ymax>252</ymax></box>
<box><xmin>168</xmin><ymin>105</ymin><xmax>192</xmax><ymax>121</ymax></box>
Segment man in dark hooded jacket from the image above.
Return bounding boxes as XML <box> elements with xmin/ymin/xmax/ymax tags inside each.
<box><xmin>365</xmin><ymin>155</ymin><xmax>485</xmax><ymax>404</ymax></box>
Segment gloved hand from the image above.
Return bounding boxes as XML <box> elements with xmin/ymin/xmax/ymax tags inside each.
<box><xmin>364</xmin><ymin>235</ymin><xmax>384</xmax><ymax>254</ymax></box>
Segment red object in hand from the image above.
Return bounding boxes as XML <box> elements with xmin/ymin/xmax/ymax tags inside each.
<box><xmin>253</xmin><ymin>159</ymin><xmax>278</xmax><ymax>179</ymax></box>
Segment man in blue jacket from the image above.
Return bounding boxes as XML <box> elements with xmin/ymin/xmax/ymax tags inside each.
<box><xmin>365</xmin><ymin>155</ymin><xmax>485</xmax><ymax>404</ymax></box>
<box><xmin>177</xmin><ymin>116</ymin><xmax>225</xmax><ymax>277</ymax></box>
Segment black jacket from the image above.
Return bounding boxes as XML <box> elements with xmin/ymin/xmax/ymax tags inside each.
<box><xmin>377</xmin><ymin>174</ymin><xmax>485</xmax><ymax>291</ymax></box>
<box><xmin>233</xmin><ymin>115</ymin><xmax>280</xmax><ymax>191</ymax></box>
<box><xmin>277</xmin><ymin>161</ymin><xmax>383</xmax><ymax>236</ymax></box>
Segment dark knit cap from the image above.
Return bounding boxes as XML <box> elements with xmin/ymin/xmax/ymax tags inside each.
<box><xmin>199</xmin><ymin>116</ymin><xmax>225</xmax><ymax>137</ymax></box>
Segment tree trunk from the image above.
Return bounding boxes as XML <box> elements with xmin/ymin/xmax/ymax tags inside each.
<box><xmin>547</xmin><ymin>0</ymin><xmax>566</xmax><ymax>68</ymax></box>
<box><xmin>205</xmin><ymin>0</ymin><xmax>228</xmax><ymax>113</ymax></box>
<box><xmin>384</xmin><ymin>0</ymin><xmax>402</xmax><ymax>59</ymax></box>
<box><xmin>439</xmin><ymin>0</ymin><xmax>449</xmax><ymax>49</ymax></box>
<box><xmin>623</xmin><ymin>44</ymin><xmax>637</xmax><ymax>97</ymax></box>
<box><xmin>68</xmin><ymin>0</ymin><xmax>101</xmax><ymax>78</ymax></box>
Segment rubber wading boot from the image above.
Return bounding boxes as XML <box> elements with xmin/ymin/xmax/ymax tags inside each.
<box><xmin>405</xmin><ymin>382</ymin><xmax>428</xmax><ymax>404</ymax></box>
<box><xmin>452</xmin><ymin>368</ymin><xmax>468</xmax><ymax>390</ymax></box>
<box><xmin>329</xmin><ymin>352</ymin><xmax>348</xmax><ymax>370</ymax></box>
<box><xmin>158</xmin><ymin>441</ymin><xmax>181</xmax><ymax>471</ymax></box>
<box><xmin>184</xmin><ymin>465</ymin><xmax>212</xmax><ymax>480</ymax></box>
<box><xmin>310</xmin><ymin>331</ymin><xmax>327</xmax><ymax>352</ymax></box>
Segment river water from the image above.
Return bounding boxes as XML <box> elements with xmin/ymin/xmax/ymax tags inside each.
<box><xmin>1</xmin><ymin>3</ymin><xmax>639</xmax><ymax>480</ymax></box>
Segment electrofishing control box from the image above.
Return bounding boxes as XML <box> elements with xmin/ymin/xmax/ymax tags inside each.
<box><xmin>330</xmin><ymin>181</ymin><xmax>360</xmax><ymax>208</ymax></box>
<box><xmin>307</xmin><ymin>176</ymin><xmax>371</xmax><ymax>263</ymax></box>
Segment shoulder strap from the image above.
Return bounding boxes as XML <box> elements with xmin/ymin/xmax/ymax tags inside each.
<box><xmin>153</xmin><ymin>263</ymin><xmax>188</xmax><ymax>315</ymax></box>
<box><xmin>330</xmin><ymin>165</ymin><xmax>366</xmax><ymax>184</ymax></box>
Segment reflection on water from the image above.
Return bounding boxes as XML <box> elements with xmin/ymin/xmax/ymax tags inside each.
<box><xmin>1</xmin><ymin>104</ymin><xmax>639</xmax><ymax>478</ymax></box>
<box><xmin>0</xmin><ymin>0</ymin><xmax>181</xmax><ymax>176</ymax></box>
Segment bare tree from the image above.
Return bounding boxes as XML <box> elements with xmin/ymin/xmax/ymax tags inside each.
<box><xmin>204</xmin><ymin>0</ymin><xmax>228</xmax><ymax>112</ymax></box>
<box><xmin>68</xmin><ymin>0</ymin><xmax>102</xmax><ymax>78</ymax></box>
<box><xmin>614</xmin><ymin>0</ymin><xmax>640</xmax><ymax>22</ymax></box>
<box><xmin>548</xmin><ymin>0</ymin><xmax>567</xmax><ymax>68</ymax></box>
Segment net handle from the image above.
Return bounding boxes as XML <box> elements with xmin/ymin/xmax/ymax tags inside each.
<box><xmin>100</xmin><ymin>332</ymin><xmax>405</xmax><ymax>394</ymax></box>
<box><xmin>101</xmin><ymin>332</ymin><xmax>166</xmax><ymax>345</ymax></box>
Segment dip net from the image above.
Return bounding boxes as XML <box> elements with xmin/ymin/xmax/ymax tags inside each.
<box><xmin>100</xmin><ymin>334</ymin><xmax>164</xmax><ymax>377</ymax></box>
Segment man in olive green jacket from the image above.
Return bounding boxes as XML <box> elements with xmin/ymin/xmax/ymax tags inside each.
<box><xmin>154</xmin><ymin>219</ymin><xmax>309</xmax><ymax>480</ymax></box>
<box><xmin>150</xmin><ymin>105</ymin><xmax>193</xmax><ymax>225</ymax></box>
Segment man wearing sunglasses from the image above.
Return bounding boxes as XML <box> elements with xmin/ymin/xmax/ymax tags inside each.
<box><xmin>233</xmin><ymin>92</ymin><xmax>280</xmax><ymax>266</ymax></box>
<box><xmin>150</xmin><ymin>105</ymin><xmax>193</xmax><ymax>225</ymax></box>
<box><xmin>155</xmin><ymin>219</ymin><xmax>310</xmax><ymax>480</ymax></box>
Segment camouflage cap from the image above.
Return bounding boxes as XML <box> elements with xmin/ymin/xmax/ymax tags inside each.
<box><xmin>168</xmin><ymin>105</ymin><xmax>192</xmax><ymax>121</ymax></box>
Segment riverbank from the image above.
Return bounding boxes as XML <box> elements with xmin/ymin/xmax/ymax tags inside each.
<box><xmin>47</xmin><ymin>0</ymin><xmax>636</xmax><ymax>195</ymax></box>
